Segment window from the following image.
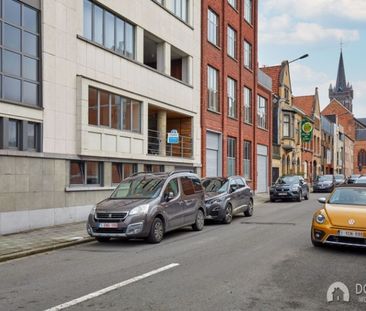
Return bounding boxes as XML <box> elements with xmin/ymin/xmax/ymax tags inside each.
<box><xmin>257</xmin><ymin>95</ymin><xmax>267</xmax><ymax>129</ymax></box>
<box><xmin>244</xmin><ymin>87</ymin><xmax>252</xmax><ymax>124</ymax></box>
<box><xmin>164</xmin><ymin>179</ymin><xmax>179</xmax><ymax>199</ymax></box>
<box><xmin>0</xmin><ymin>0</ymin><xmax>40</xmax><ymax>106</ymax></box>
<box><xmin>83</xmin><ymin>0</ymin><xmax>135</xmax><ymax>59</ymax></box>
<box><xmin>112</xmin><ymin>163</ymin><xmax>138</xmax><ymax>184</ymax></box>
<box><xmin>228</xmin><ymin>0</ymin><xmax>237</xmax><ymax>10</ymax></box>
<box><xmin>181</xmin><ymin>177</ymin><xmax>195</xmax><ymax>195</ymax></box>
<box><xmin>236</xmin><ymin>178</ymin><xmax>245</xmax><ymax>188</ymax></box>
<box><xmin>208</xmin><ymin>9</ymin><xmax>219</xmax><ymax>46</ymax></box>
<box><xmin>243</xmin><ymin>141</ymin><xmax>251</xmax><ymax>179</ymax></box>
<box><xmin>8</xmin><ymin>119</ymin><xmax>20</xmax><ymax>148</ymax></box>
<box><xmin>27</xmin><ymin>122</ymin><xmax>37</xmax><ymax>150</ymax></box>
<box><xmin>144</xmin><ymin>164</ymin><xmax>164</xmax><ymax>173</ymax></box>
<box><xmin>227</xmin><ymin>26</ymin><xmax>237</xmax><ymax>58</ymax></box>
<box><xmin>244</xmin><ymin>0</ymin><xmax>252</xmax><ymax>24</ymax></box>
<box><xmin>70</xmin><ymin>161</ymin><xmax>102</xmax><ymax>186</ymax></box>
<box><xmin>208</xmin><ymin>66</ymin><xmax>219</xmax><ymax>112</ymax></box>
<box><xmin>227</xmin><ymin>77</ymin><xmax>237</xmax><ymax>118</ymax></box>
<box><xmin>173</xmin><ymin>0</ymin><xmax>188</xmax><ymax>22</ymax></box>
<box><xmin>227</xmin><ymin>137</ymin><xmax>236</xmax><ymax>176</ymax></box>
<box><xmin>283</xmin><ymin>114</ymin><xmax>293</xmax><ymax>137</ymax></box>
<box><xmin>88</xmin><ymin>87</ymin><xmax>141</xmax><ymax>133</ymax></box>
<box><xmin>359</xmin><ymin>150</ymin><xmax>366</xmax><ymax>166</ymax></box>
<box><xmin>244</xmin><ymin>41</ymin><xmax>252</xmax><ymax>69</ymax></box>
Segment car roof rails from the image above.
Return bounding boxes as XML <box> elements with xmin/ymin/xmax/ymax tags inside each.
<box><xmin>168</xmin><ymin>170</ymin><xmax>194</xmax><ymax>176</ymax></box>
<box><xmin>128</xmin><ymin>171</ymin><xmax>168</xmax><ymax>178</ymax></box>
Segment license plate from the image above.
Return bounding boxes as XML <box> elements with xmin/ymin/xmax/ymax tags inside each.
<box><xmin>339</xmin><ymin>230</ymin><xmax>364</xmax><ymax>238</ymax></box>
<box><xmin>98</xmin><ymin>223</ymin><xmax>118</xmax><ymax>228</ymax></box>
<box><xmin>278</xmin><ymin>192</ymin><xmax>287</xmax><ymax>196</ymax></box>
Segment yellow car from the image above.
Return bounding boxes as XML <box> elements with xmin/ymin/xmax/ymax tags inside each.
<box><xmin>311</xmin><ymin>185</ymin><xmax>366</xmax><ymax>247</ymax></box>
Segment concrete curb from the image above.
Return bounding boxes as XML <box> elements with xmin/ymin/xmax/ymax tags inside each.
<box><xmin>0</xmin><ymin>237</ymin><xmax>93</xmax><ymax>263</ymax></box>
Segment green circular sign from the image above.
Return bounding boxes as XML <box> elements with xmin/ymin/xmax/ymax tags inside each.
<box><xmin>302</xmin><ymin>122</ymin><xmax>313</xmax><ymax>134</ymax></box>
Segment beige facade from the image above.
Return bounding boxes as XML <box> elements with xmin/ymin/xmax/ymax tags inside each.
<box><xmin>0</xmin><ymin>0</ymin><xmax>201</xmax><ymax>234</ymax></box>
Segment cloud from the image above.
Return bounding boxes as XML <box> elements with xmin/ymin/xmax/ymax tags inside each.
<box><xmin>259</xmin><ymin>15</ymin><xmax>360</xmax><ymax>45</ymax></box>
<box><xmin>353</xmin><ymin>81</ymin><xmax>366</xmax><ymax>117</ymax></box>
<box><xmin>263</xmin><ymin>0</ymin><xmax>366</xmax><ymax>21</ymax></box>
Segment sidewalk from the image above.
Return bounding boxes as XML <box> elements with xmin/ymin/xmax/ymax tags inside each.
<box><xmin>0</xmin><ymin>195</ymin><xmax>270</xmax><ymax>263</ymax></box>
<box><xmin>0</xmin><ymin>222</ymin><xmax>92</xmax><ymax>263</ymax></box>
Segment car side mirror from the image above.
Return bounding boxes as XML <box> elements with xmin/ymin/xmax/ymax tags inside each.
<box><xmin>318</xmin><ymin>198</ymin><xmax>326</xmax><ymax>204</ymax></box>
<box><xmin>230</xmin><ymin>185</ymin><xmax>237</xmax><ymax>193</ymax></box>
<box><xmin>165</xmin><ymin>192</ymin><xmax>175</xmax><ymax>202</ymax></box>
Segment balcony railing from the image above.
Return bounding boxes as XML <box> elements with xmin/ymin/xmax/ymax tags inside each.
<box><xmin>148</xmin><ymin>129</ymin><xmax>193</xmax><ymax>158</ymax></box>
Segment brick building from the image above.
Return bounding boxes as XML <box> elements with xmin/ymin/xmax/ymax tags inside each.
<box><xmin>201</xmin><ymin>0</ymin><xmax>272</xmax><ymax>192</ymax></box>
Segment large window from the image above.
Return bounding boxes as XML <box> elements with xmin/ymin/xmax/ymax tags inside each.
<box><xmin>208</xmin><ymin>9</ymin><xmax>219</xmax><ymax>46</ymax></box>
<box><xmin>0</xmin><ymin>0</ymin><xmax>40</xmax><ymax>106</ymax></box>
<box><xmin>244</xmin><ymin>41</ymin><xmax>252</xmax><ymax>69</ymax></box>
<box><xmin>208</xmin><ymin>66</ymin><xmax>219</xmax><ymax>112</ymax></box>
<box><xmin>283</xmin><ymin>114</ymin><xmax>294</xmax><ymax>137</ymax></box>
<box><xmin>244</xmin><ymin>87</ymin><xmax>252</xmax><ymax>124</ymax></box>
<box><xmin>88</xmin><ymin>87</ymin><xmax>141</xmax><ymax>133</ymax></box>
<box><xmin>228</xmin><ymin>0</ymin><xmax>237</xmax><ymax>10</ymax></box>
<box><xmin>70</xmin><ymin>161</ymin><xmax>102</xmax><ymax>186</ymax></box>
<box><xmin>244</xmin><ymin>0</ymin><xmax>252</xmax><ymax>24</ymax></box>
<box><xmin>112</xmin><ymin>163</ymin><xmax>138</xmax><ymax>184</ymax></box>
<box><xmin>83</xmin><ymin>0</ymin><xmax>135</xmax><ymax>59</ymax></box>
<box><xmin>227</xmin><ymin>26</ymin><xmax>237</xmax><ymax>59</ymax></box>
<box><xmin>173</xmin><ymin>0</ymin><xmax>188</xmax><ymax>22</ymax></box>
<box><xmin>227</xmin><ymin>77</ymin><xmax>237</xmax><ymax>118</ymax></box>
<box><xmin>227</xmin><ymin>137</ymin><xmax>236</xmax><ymax>176</ymax></box>
<box><xmin>0</xmin><ymin>117</ymin><xmax>41</xmax><ymax>151</ymax></box>
<box><xmin>257</xmin><ymin>95</ymin><xmax>267</xmax><ymax>129</ymax></box>
<box><xmin>243</xmin><ymin>141</ymin><xmax>251</xmax><ymax>179</ymax></box>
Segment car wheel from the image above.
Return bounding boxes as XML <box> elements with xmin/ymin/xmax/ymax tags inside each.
<box><xmin>147</xmin><ymin>217</ymin><xmax>164</xmax><ymax>243</ymax></box>
<box><xmin>96</xmin><ymin>237</ymin><xmax>110</xmax><ymax>243</ymax></box>
<box><xmin>297</xmin><ymin>190</ymin><xmax>302</xmax><ymax>202</ymax></box>
<box><xmin>192</xmin><ymin>209</ymin><xmax>205</xmax><ymax>231</ymax></box>
<box><xmin>244</xmin><ymin>200</ymin><xmax>254</xmax><ymax>217</ymax></box>
<box><xmin>311</xmin><ymin>238</ymin><xmax>322</xmax><ymax>247</ymax></box>
<box><xmin>222</xmin><ymin>204</ymin><xmax>233</xmax><ymax>224</ymax></box>
<box><xmin>304</xmin><ymin>191</ymin><xmax>309</xmax><ymax>200</ymax></box>
<box><xmin>270</xmin><ymin>197</ymin><xmax>275</xmax><ymax>202</ymax></box>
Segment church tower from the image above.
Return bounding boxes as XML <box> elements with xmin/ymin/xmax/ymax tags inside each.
<box><xmin>329</xmin><ymin>50</ymin><xmax>354</xmax><ymax>112</ymax></box>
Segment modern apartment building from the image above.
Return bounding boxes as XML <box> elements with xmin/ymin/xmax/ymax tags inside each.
<box><xmin>201</xmin><ymin>0</ymin><xmax>272</xmax><ymax>192</ymax></box>
<box><xmin>0</xmin><ymin>0</ymin><xmax>201</xmax><ymax>234</ymax></box>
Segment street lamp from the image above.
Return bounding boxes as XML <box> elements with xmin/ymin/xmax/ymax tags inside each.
<box><xmin>288</xmin><ymin>54</ymin><xmax>309</xmax><ymax>64</ymax></box>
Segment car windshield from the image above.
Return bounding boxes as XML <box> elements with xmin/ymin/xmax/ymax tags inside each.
<box><xmin>202</xmin><ymin>178</ymin><xmax>229</xmax><ymax>193</ymax></box>
<box><xmin>328</xmin><ymin>188</ymin><xmax>366</xmax><ymax>205</ymax></box>
<box><xmin>315</xmin><ymin>175</ymin><xmax>333</xmax><ymax>182</ymax></box>
<box><xmin>276</xmin><ymin>176</ymin><xmax>299</xmax><ymax>184</ymax></box>
<box><xmin>111</xmin><ymin>177</ymin><xmax>165</xmax><ymax>199</ymax></box>
<box><xmin>351</xmin><ymin>175</ymin><xmax>361</xmax><ymax>178</ymax></box>
<box><xmin>335</xmin><ymin>175</ymin><xmax>344</xmax><ymax>180</ymax></box>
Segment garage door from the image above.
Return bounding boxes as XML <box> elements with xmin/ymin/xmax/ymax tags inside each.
<box><xmin>257</xmin><ymin>145</ymin><xmax>268</xmax><ymax>193</ymax></box>
<box><xmin>206</xmin><ymin>132</ymin><xmax>221</xmax><ymax>177</ymax></box>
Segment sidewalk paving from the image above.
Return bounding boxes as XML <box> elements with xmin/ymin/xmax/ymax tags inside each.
<box><xmin>0</xmin><ymin>195</ymin><xmax>270</xmax><ymax>263</ymax></box>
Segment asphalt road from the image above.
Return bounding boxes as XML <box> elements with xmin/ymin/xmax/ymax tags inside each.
<box><xmin>1</xmin><ymin>193</ymin><xmax>366</xmax><ymax>311</ymax></box>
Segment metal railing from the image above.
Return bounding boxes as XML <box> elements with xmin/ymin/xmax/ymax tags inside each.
<box><xmin>148</xmin><ymin>129</ymin><xmax>193</xmax><ymax>158</ymax></box>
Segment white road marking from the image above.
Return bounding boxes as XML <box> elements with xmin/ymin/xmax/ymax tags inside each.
<box><xmin>44</xmin><ymin>263</ymin><xmax>180</xmax><ymax>311</ymax></box>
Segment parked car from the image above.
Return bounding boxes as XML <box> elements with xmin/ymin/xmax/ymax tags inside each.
<box><xmin>311</xmin><ymin>184</ymin><xmax>366</xmax><ymax>248</ymax></box>
<box><xmin>335</xmin><ymin>174</ymin><xmax>346</xmax><ymax>185</ymax></box>
<box><xmin>313</xmin><ymin>175</ymin><xmax>336</xmax><ymax>193</ymax></box>
<box><xmin>346</xmin><ymin>174</ymin><xmax>361</xmax><ymax>184</ymax></box>
<box><xmin>355</xmin><ymin>176</ymin><xmax>366</xmax><ymax>184</ymax></box>
<box><xmin>87</xmin><ymin>171</ymin><xmax>206</xmax><ymax>243</ymax></box>
<box><xmin>270</xmin><ymin>175</ymin><xmax>309</xmax><ymax>202</ymax></box>
<box><xmin>202</xmin><ymin>176</ymin><xmax>253</xmax><ymax>224</ymax></box>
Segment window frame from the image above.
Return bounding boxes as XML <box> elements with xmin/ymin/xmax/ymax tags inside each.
<box><xmin>244</xmin><ymin>40</ymin><xmax>252</xmax><ymax>70</ymax></box>
<box><xmin>69</xmin><ymin>160</ymin><xmax>103</xmax><ymax>186</ymax></box>
<box><xmin>243</xmin><ymin>140</ymin><xmax>251</xmax><ymax>179</ymax></box>
<box><xmin>228</xmin><ymin>0</ymin><xmax>238</xmax><ymax>10</ymax></box>
<box><xmin>207</xmin><ymin>65</ymin><xmax>219</xmax><ymax>112</ymax></box>
<box><xmin>111</xmin><ymin>162</ymin><xmax>138</xmax><ymax>185</ymax></box>
<box><xmin>244</xmin><ymin>0</ymin><xmax>253</xmax><ymax>24</ymax></box>
<box><xmin>227</xmin><ymin>77</ymin><xmax>237</xmax><ymax>118</ymax></box>
<box><xmin>257</xmin><ymin>95</ymin><xmax>267</xmax><ymax>129</ymax></box>
<box><xmin>227</xmin><ymin>26</ymin><xmax>237</xmax><ymax>59</ymax></box>
<box><xmin>244</xmin><ymin>86</ymin><xmax>252</xmax><ymax>124</ymax></box>
<box><xmin>227</xmin><ymin>137</ymin><xmax>236</xmax><ymax>176</ymax></box>
<box><xmin>207</xmin><ymin>8</ymin><xmax>219</xmax><ymax>46</ymax></box>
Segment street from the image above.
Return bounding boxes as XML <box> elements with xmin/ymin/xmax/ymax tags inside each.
<box><xmin>1</xmin><ymin>193</ymin><xmax>365</xmax><ymax>311</ymax></box>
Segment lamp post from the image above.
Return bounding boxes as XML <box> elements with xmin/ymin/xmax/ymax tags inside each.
<box><xmin>288</xmin><ymin>54</ymin><xmax>309</xmax><ymax>64</ymax></box>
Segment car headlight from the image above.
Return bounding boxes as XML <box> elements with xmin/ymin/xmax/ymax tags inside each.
<box><xmin>90</xmin><ymin>205</ymin><xmax>96</xmax><ymax>215</ymax></box>
<box><xmin>129</xmin><ymin>204</ymin><xmax>149</xmax><ymax>216</ymax></box>
<box><xmin>292</xmin><ymin>185</ymin><xmax>299</xmax><ymax>191</ymax></box>
<box><xmin>315</xmin><ymin>213</ymin><xmax>326</xmax><ymax>224</ymax></box>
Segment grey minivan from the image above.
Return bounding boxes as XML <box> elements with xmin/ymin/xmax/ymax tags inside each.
<box><xmin>87</xmin><ymin>171</ymin><xmax>205</xmax><ymax>243</ymax></box>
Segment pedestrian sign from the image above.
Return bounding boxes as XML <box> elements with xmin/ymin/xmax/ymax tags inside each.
<box><xmin>167</xmin><ymin>129</ymin><xmax>180</xmax><ymax>144</ymax></box>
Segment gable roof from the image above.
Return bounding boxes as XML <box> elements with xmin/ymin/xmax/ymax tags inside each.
<box><xmin>293</xmin><ymin>95</ymin><xmax>314</xmax><ymax>118</ymax></box>
<box><xmin>260</xmin><ymin>65</ymin><xmax>281</xmax><ymax>94</ymax></box>
<box><xmin>322</xmin><ymin>98</ymin><xmax>352</xmax><ymax>115</ymax></box>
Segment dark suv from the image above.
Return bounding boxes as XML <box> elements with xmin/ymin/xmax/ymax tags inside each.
<box><xmin>270</xmin><ymin>175</ymin><xmax>309</xmax><ymax>202</ymax></box>
<box><xmin>87</xmin><ymin>171</ymin><xmax>205</xmax><ymax>243</ymax></box>
<box><xmin>202</xmin><ymin>176</ymin><xmax>253</xmax><ymax>224</ymax></box>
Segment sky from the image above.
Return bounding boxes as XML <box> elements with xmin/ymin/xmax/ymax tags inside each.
<box><xmin>258</xmin><ymin>0</ymin><xmax>366</xmax><ymax>118</ymax></box>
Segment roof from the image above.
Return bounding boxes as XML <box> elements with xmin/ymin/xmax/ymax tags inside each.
<box><xmin>260</xmin><ymin>65</ymin><xmax>281</xmax><ymax>94</ymax></box>
<box><xmin>293</xmin><ymin>96</ymin><xmax>314</xmax><ymax>118</ymax></box>
<box><xmin>335</xmin><ymin>51</ymin><xmax>347</xmax><ymax>92</ymax></box>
